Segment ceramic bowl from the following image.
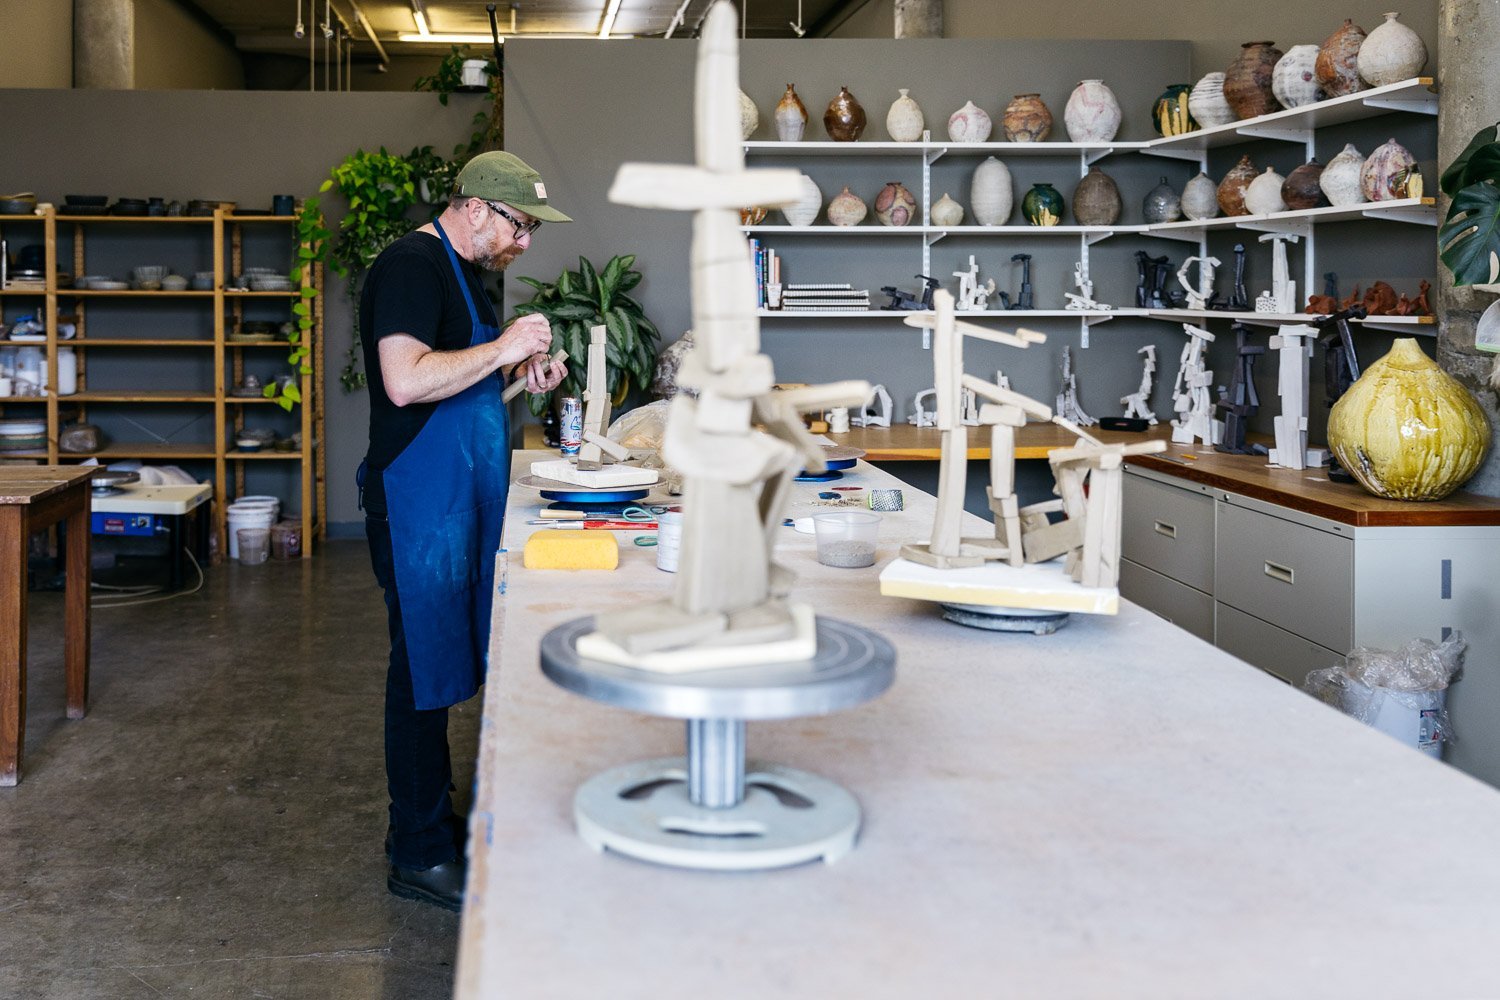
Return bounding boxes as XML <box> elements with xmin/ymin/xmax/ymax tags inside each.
<box><xmin>161</xmin><ymin>275</ymin><xmax>189</xmax><ymax>291</ymax></box>
<box><xmin>131</xmin><ymin>265</ymin><xmax>168</xmax><ymax>282</ymax></box>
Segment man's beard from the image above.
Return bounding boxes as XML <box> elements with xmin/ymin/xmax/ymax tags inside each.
<box><xmin>472</xmin><ymin>225</ymin><xmax>523</xmax><ymax>271</ymax></box>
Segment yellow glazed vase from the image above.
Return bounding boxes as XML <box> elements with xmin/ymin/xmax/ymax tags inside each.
<box><xmin>1327</xmin><ymin>338</ymin><xmax>1491</xmax><ymax>501</ymax></box>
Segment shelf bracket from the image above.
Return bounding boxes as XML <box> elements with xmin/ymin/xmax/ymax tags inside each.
<box><xmin>1363</xmin><ymin>205</ymin><xmax>1438</xmax><ymax>227</ymax></box>
<box><xmin>925</xmin><ymin>146</ymin><xmax>948</xmax><ymax>167</ymax></box>
<box><xmin>1357</xmin><ymin>318</ymin><xmax>1437</xmax><ymax>336</ymax></box>
<box><xmin>1142</xmin><ymin>146</ymin><xmax>1208</xmax><ymax>167</ymax></box>
<box><xmin>1363</xmin><ymin>94</ymin><xmax>1438</xmax><ymax>116</ymax></box>
<box><xmin>1235</xmin><ymin>125</ymin><xmax>1314</xmax><ymax>145</ymax></box>
<box><xmin>1237</xmin><ymin>218</ymin><xmax>1312</xmax><ymax>239</ymax></box>
<box><xmin>1084</xmin><ymin>230</ymin><xmax>1116</xmax><ymax>247</ymax></box>
<box><xmin>925</xmin><ymin>229</ymin><xmax>949</xmax><ymax>247</ymax></box>
<box><xmin>1083</xmin><ymin>146</ymin><xmax>1118</xmax><ymax>166</ymax></box>
<box><xmin>1147</xmin><ymin>227</ymin><xmax>1207</xmax><ymax>244</ymax></box>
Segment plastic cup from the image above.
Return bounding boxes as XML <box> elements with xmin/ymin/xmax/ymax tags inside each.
<box><xmin>237</xmin><ymin>528</ymin><xmax>271</xmax><ymax>565</ymax></box>
<box><xmin>813</xmin><ymin>511</ymin><xmax>881</xmax><ymax>569</ymax></box>
<box><xmin>270</xmin><ymin>520</ymin><xmax>302</xmax><ymax>560</ymax></box>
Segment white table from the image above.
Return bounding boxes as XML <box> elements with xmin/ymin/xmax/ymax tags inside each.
<box><xmin>457</xmin><ymin>451</ymin><xmax>1500</xmax><ymax>999</ymax></box>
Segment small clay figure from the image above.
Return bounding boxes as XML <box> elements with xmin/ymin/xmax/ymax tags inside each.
<box><xmin>1362</xmin><ymin>280</ymin><xmax>1398</xmax><ymax>316</ymax></box>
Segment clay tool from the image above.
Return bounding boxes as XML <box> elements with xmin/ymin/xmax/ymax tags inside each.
<box><xmin>501</xmin><ymin>349</ymin><xmax>569</xmax><ymax>404</ymax></box>
<box><xmin>535</xmin><ymin>520</ymin><xmax>658</xmax><ymax>530</ymax></box>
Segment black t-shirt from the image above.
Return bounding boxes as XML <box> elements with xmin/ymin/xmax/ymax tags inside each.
<box><xmin>360</xmin><ymin>230</ymin><xmax>500</xmax><ymax>515</ymax></box>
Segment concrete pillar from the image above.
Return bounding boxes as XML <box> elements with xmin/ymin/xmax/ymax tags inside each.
<box><xmin>1437</xmin><ymin>0</ymin><xmax>1500</xmax><ymax>493</ymax></box>
<box><xmin>74</xmin><ymin>0</ymin><xmax>133</xmax><ymax>89</ymax></box>
<box><xmin>894</xmin><ymin>0</ymin><xmax>942</xmax><ymax>38</ymax></box>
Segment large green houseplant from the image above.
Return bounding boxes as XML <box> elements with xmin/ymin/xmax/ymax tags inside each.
<box><xmin>513</xmin><ymin>255</ymin><xmax>660</xmax><ymax>416</ymax></box>
<box><xmin>1439</xmin><ymin>122</ymin><xmax>1500</xmax><ymax>289</ymax></box>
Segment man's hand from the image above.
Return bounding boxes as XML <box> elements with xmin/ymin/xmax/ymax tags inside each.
<box><xmin>520</xmin><ymin>353</ymin><xmax>568</xmax><ymax>393</ymax></box>
<box><xmin>496</xmin><ymin>314</ymin><xmax>554</xmax><ymax>369</ymax></box>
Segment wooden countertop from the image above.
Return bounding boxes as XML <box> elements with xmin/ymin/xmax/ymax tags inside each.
<box><xmin>1128</xmin><ymin>443</ymin><xmax>1500</xmax><ymax>527</ymax></box>
<box><xmin>0</xmin><ymin>466</ymin><xmax>96</xmax><ymax>505</ymax></box>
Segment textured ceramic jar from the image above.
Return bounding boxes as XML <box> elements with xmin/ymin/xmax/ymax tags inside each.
<box><xmin>1072</xmin><ymin>166</ymin><xmax>1122</xmax><ymax>226</ymax></box>
<box><xmin>947</xmin><ymin>100</ymin><xmax>993</xmax><ymax>143</ymax></box>
<box><xmin>824</xmin><ymin>87</ymin><xmax>866</xmax><ymax>141</ymax></box>
<box><xmin>1316</xmin><ymin>19</ymin><xmax>1367</xmax><ymax>97</ymax></box>
<box><xmin>1327</xmin><ymin>338</ymin><xmax>1491</xmax><ymax>501</ymax></box>
<box><xmin>1022</xmin><ymin>183</ymin><xmax>1065</xmax><ymax>226</ymax></box>
<box><xmin>886</xmin><ymin>89</ymin><xmax>925</xmax><ymax>142</ymax></box>
<box><xmin>1243</xmin><ymin>167</ymin><xmax>1288</xmax><ymax>216</ymax></box>
<box><xmin>1358</xmin><ymin>12</ymin><xmax>1428</xmax><ymax>87</ymax></box>
<box><xmin>970</xmin><ymin>157</ymin><xmax>1014</xmax><ymax>225</ymax></box>
<box><xmin>1272</xmin><ymin>44</ymin><xmax>1323</xmax><ymax>108</ymax></box>
<box><xmin>826</xmin><ymin>185</ymin><xmax>868</xmax><ymax>226</ymax></box>
<box><xmin>1224</xmin><ymin>41</ymin><xmax>1284</xmax><ymax>119</ymax></box>
<box><xmin>1188</xmin><ymin>72</ymin><xmax>1236</xmax><ymax>128</ymax></box>
<box><xmin>1281</xmin><ymin>159</ymin><xmax>1326</xmax><ymax>210</ymax></box>
<box><xmin>1362</xmin><ymin>138</ymin><xmax>1418</xmax><ymax>201</ymax></box>
<box><xmin>1003</xmin><ymin>93</ymin><xmax>1052</xmax><ymax>142</ymax></box>
<box><xmin>1063</xmin><ymin>80</ymin><xmax>1121</xmax><ymax>142</ymax></box>
<box><xmin>774</xmin><ymin>84</ymin><xmax>808</xmax><ymax>142</ymax></box>
<box><xmin>782</xmin><ymin>174</ymin><xmax>822</xmax><ymax>226</ymax></box>
<box><xmin>930</xmin><ymin>193</ymin><xmax>964</xmax><ymax>227</ymax></box>
<box><xmin>739</xmin><ymin>90</ymin><xmax>759</xmax><ymax>140</ymax></box>
<box><xmin>874</xmin><ymin>181</ymin><xmax>917</xmax><ymax>226</ymax></box>
<box><xmin>1217</xmin><ymin>154</ymin><xmax>1258</xmax><ymax>216</ymax></box>
<box><xmin>1320</xmin><ymin>143</ymin><xmax>1367</xmax><ymax>205</ymax></box>
<box><xmin>1143</xmin><ymin>176</ymin><xmax>1183</xmax><ymax>223</ymax></box>
<box><xmin>1181</xmin><ymin>173</ymin><xmax>1220</xmax><ymax>220</ymax></box>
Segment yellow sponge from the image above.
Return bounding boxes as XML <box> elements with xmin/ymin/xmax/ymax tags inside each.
<box><xmin>522</xmin><ymin>530</ymin><xmax>620</xmax><ymax>570</ymax></box>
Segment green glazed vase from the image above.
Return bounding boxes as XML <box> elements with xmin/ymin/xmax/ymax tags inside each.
<box><xmin>1153</xmin><ymin>83</ymin><xmax>1197</xmax><ymax>136</ymax></box>
<box><xmin>1022</xmin><ymin>183</ymin><xmax>1064</xmax><ymax>226</ymax></box>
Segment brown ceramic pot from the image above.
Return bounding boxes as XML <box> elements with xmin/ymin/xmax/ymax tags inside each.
<box><xmin>1223</xmin><ymin>41</ymin><xmax>1284</xmax><ymax>119</ymax></box>
<box><xmin>1002</xmin><ymin>93</ymin><xmax>1052</xmax><ymax>142</ymax></box>
<box><xmin>1217</xmin><ymin>154</ymin><xmax>1258</xmax><ymax>216</ymax></box>
<box><xmin>824</xmin><ymin>86</ymin><xmax>867</xmax><ymax>142</ymax></box>
<box><xmin>773</xmin><ymin>83</ymin><xmax>809</xmax><ymax>142</ymax></box>
<box><xmin>1071</xmin><ymin>166</ymin><xmax>1122</xmax><ymax>226</ymax></box>
<box><xmin>1316</xmin><ymin>19</ymin><xmax>1367</xmax><ymax>97</ymax></box>
<box><xmin>1281</xmin><ymin>159</ymin><xmax>1326</xmax><ymax>210</ymax></box>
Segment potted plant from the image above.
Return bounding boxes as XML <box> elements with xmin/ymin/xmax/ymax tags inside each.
<box><xmin>1439</xmin><ymin>122</ymin><xmax>1500</xmax><ymax>291</ymax></box>
<box><xmin>513</xmin><ymin>254</ymin><xmax>661</xmax><ymax>416</ymax></box>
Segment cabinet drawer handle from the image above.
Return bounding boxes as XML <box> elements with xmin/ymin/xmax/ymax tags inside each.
<box><xmin>1264</xmin><ymin>561</ymin><xmax>1295</xmax><ymax>585</ymax></box>
<box><xmin>1153</xmin><ymin>520</ymin><xmax>1177</xmax><ymax>539</ymax></box>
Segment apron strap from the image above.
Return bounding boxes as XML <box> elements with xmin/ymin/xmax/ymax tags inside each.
<box><xmin>433</xmin><ymin>219</ymin><xmax>486</xmax><ymax>334</ymax></box>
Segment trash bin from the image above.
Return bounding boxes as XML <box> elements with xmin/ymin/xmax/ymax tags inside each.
<box><xmin>1304</xmin><ymin>633</ymin><xmax>1464</xmax><ymax>759</ymax></box>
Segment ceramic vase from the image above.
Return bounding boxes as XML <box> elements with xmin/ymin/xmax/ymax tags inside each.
<box><xmin>1316</xmin><ymin>19</ymin><xmax>1367</xmax><ymax>97</ymax></box>
<box><xmin>1272</xmin><ymin>44</ymin><xmax>1323</xmax><ymax>108</ymax></box>
<box><xmin>1181</xmin><ymin>172</ymin><xmax>1220</xmax><ymax>220</ymax></box>
<box><xmin>1358</xmin><ymin>11</ymin><xmax>1428</xmax><ymax>87</ymax></box>
<box><xmin>875</xmin><ymin>181</ymin><xmax>917</xmax><ymax>227</ymax></box>
<box><xmin>930</xmin><ymin>192</ymin><xmax>964</xmax><ymax>227</ymax></box>
<box><xmin>1142</xmin><ymin>176</ymin><xmax>1183</xmax><ymax>223</ymax></box>
<box><xmin>826</xmin><ymin>185</ymin><xmax>868</xmax><ymax>226</ymax></box>
<box><xmin>1217</xmin><ymin>154</ymin><xmax>1258</xmax><ymax>216</ymax></box>
<box><xmin>1153</xmin><ymin>84</ymin><xmax>1196</xmax><ymax>137</ymax></box>
<box><xmin>1072</xmin><ymin>166</ymin><xmax>1122</xmax><ymax>226</ymax></box>
<box><xmin>739</xmin><ymin>90</ymin><xmax>759</xmax><ymax>141</ymax></box>
<box><xmin>970</xmin><ymin>156</ymin><xmax>1014</xmax><ymax>225</ymax></box>
<box><xmin>1362</xmin><ymin>138</ymin><xmax>1418</xmax><ymax>201</ymax></box>
<box><xmin>1224</xmin><ymin>41</ymin><xmax>1284</xmax><ymax>119</ymax></box>
<box><xmin>774</xmin><ymin>84</ymin><xmax>808</xmax><ymax>142</ymax></box>
<box><xmin>1327</xmin><ymin>338</ymin><xmax>1491</xmax><ymax>501</ymax></box>
<box><xmin>782</xmin><ymin>174</ymin><xmax>822</xmax><ymax>226</ymax></box>
<box><xmin>885</xmin><ymin>88</ymin><xmax>925</xmax><ymax>142</ymax></box>
<box><xmin>1188</xmin><ymin>72</ymin><xmax>1236</xmax><ymax>128</ymax></box>
<box><xmin>1063</xmin><ymin>80</ymin><xmax>1121</xmax><ymax>142</ymax></box>
<box><xmin>1003</xmin><ymin>93</ymin><xmax>1052</xmax><ymax>142</ymax></box>
<box><xmin>947</xmin><ymin>100</ymin><xmax>993</xmax><ymax>143</ymax></box>
<box><xmin>1281</xmin><ymin>159</ymin><xmax>1326</xmax><ymax>210</ymax></box>
<box><xmin>1243</xmin><ymin>166</ymin><xmax>1288</xmax><ymax>216</ymax></box>
<box><xmin>824</xmin><ymin>86</ymin><xmax>867</xmax><ymax>141</ymax></box>
<box><xmin>1320</xmin><ymin>143</ymin><xmax>1367</xmax><ymax>205</ymax></box>
<box><xmin>1022</xmin><ymin>183</ymin><xmax>1065</xmax><ymax>226</ymax></box>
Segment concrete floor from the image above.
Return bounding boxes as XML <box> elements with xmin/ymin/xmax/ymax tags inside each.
<box><xmin>0</xmin><ymin>540</ymin><xmax>477</xmax><ymax>999</ymax></box>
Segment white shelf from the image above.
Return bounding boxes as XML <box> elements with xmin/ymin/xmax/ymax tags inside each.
<box><xmin>759</xmin><ymin>308</ymin><xmax>1144</xmax><ymax>319</ymax></box>
<box><xmin>1145</xmin><ymin>308</ymin><xmax>1435</xmax><ymax>334</ymax></box>
<box><xmin>744</xmin><ymin>224</ymin><xmax>1149</xmax><ymax>236</ymax></box>
<box><xmin>1146</xmin><ymin>197</ymin><xmax>1436</xmax><ymax>240</ymax></box>
<box><xmin>742</xmin><ymin>139</ymin><xmax>1150</xmax><ymax>157</ymax></box>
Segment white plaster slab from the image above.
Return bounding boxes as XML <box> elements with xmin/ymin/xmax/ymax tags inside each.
<box><xmin>576</xmin><ymin>602</ymin><xmax>817</xmax><ymax>673</ymax></box>
<box><xmin>530</xmin><ymin>459</ymin><xmax>660</xmax><ymax>489</ymax></box>
<box><xmin>878</xmin><ymin>555</ymin><xmax>1118</xmax><ymax>615</ymax></box>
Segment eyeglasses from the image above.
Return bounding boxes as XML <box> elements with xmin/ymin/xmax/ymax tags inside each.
<box><xmin>483</xmin><ymin>201</ymin><xmax>542</xmax><ymax>240</ymax></box>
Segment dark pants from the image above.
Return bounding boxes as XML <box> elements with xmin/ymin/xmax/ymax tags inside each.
<box><xmin>366</xmin><ymin>515</ymin><xmax>460</xmax><ymax>871</ymax></box>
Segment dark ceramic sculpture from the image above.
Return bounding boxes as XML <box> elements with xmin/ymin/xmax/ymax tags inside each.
<box><xmin>1281</xmin><ymin>159</ymin><xmax>1327</xmax><ymax>211</ymax></box>
<box><xmin>1224</xmin><ymin>41</ymin><xmax>1284</xmax><ymax>119</ymax></box>
<box><xmin>824</xmin><ymin>86</ymin><xmax>867</xmax><ymax>142</ymax></box>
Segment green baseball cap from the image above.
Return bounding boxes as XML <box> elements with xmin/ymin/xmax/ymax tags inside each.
<box><xmin>454</xmin><ymin>151</ymin><xmax>573</xmax><ymax>223</ymax></box>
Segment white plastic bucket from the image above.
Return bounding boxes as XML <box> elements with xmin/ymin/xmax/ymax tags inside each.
<box><xmin>227</xmin><ymin>504</ymin><xmax>277</xmax><ymax>559</ymax></box>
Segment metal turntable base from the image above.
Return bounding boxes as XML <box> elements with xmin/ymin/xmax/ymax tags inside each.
<box><xmin>939</xmin><ymin>602</ymin><xmax>1071</xmax><ymax>635</ymax></box>
<box><xmin>540</xmin><ymin>615</ymin><xmax>894</xmax><ymax>871</ymax></box>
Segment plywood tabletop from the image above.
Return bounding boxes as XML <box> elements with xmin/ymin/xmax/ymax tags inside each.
<box><xmin>825</xmin><ymin>421</ymin><xmax>1176</xmax><ymax>461</ymax></box>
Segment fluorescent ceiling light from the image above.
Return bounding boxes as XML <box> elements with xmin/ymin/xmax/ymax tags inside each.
<box><xmin>396</xmin><ymin>32</ymin><xmax>629</xmax><ymax>43</ymax></box>
<box><xmin>411</xmin><ymin>8</ymin><xmax>429</xmax><ymax>34</ymax></box>
<box><xmin>599</xmin><ymin>0</ymin><xmax>624</xmax><ymax>38</ymax></box>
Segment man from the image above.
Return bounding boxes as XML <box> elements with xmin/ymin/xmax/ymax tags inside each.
<box><xmin>359</xmin><ymin>151</ymin><xmax>569</xmax><ymax>912</ymax></box>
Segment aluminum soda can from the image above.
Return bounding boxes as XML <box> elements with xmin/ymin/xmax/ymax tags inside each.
<box><xmin>559</xmin><ymin>396</ymin><xmax>583</xmax><ymax>455</ymax></box>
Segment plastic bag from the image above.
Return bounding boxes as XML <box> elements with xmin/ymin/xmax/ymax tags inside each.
<box><xmin>607</xmin><ymin>399</ymin><xmax>671</xmax><ymax>451</ymax></box>
<box><xmin>1304</xmin><ymin>633</ymin><xmax>1464</xmax><ymax>753</ymax></box>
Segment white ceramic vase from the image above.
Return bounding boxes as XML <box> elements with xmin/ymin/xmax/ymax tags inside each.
<box><xmin>739</xmin><ymin>90</ymin><xmax>759</xmax><ymax>141</ymax></box>
<box><xmin>1362</xmin><ymin>138</ymin><xmax>1418</xmax><ymax>201</ymax></box>
<box><xmin>1320</xmin><ymin>143</ymin><xmax>1367</xmax><ymax>206</ymax></box>
<box><xmin>947</xmin><ymin>100</ymin><xmax>992</xmax><ymax>143</ymax></box>
<box><xmin>1243</xmin><ymin>167</ymin><xmax>1288</xmax><ymax>215</ymax></box>
<box><xmin>773</xmin><ymin>84</ymin><xmax>808</xmax><ymax>142</ymax></box>
<box><xmin>1188</xmin><ymin>72</ymin><xmax>1236</xmax><ymax>128</ymax></box>
<box><xmin>1181</xmin><ymin>172</ymin><xmax>1220</xmax><ymax>221</ymax></box>
<box><xmin>1063</xmin><ymin>80</ymin><xmax>1121</xmax><ymax>142</ymax></box>
<box><xmin>930</xmin><ymin>192</ymin><xmax>964</xmax><ymax>227</ymax></box>
<box><xmin>1357</xmin><ymin>11</ymin><xmax>1428</xmax><ymax>87</ymax></box>
<box><xmin>826</xmin><ymin>185</ymin><xmax>868</xmax><ymax>226</ymax></box>
<box><xmin>1272</xmin><ymin>45</ymin><xmax>1323</xmax><ymax>108</ymax></box>
<box><xmin>886</xmin><ymin>88</ymin><xmax>925</xmax><ymax>142</ymax></box>
<box><xmin>782</xmin><ymin>174</ymin><xmax>822</xmax><ymax>226</ymax></box>
<box><xmin>969</xmin><ymin>157</ymin><xmax>1013</xmax><ymax>225</ymax></box>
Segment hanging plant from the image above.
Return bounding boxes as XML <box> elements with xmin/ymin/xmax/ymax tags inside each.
<box><xmin>1438</xmin><ymin>122</ymin><xmax>1500</xmax><ymax>288</ymax></box>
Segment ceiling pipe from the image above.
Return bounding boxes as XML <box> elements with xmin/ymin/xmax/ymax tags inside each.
<box><xmin>340</xmin><ymin>0</ymin><xmax>389</xmax><ymax>69</ymax></box>
<box><xmin>806</xmin><ymin>0</ymin><xmax>874</xmax><ymax>37</ymax></box>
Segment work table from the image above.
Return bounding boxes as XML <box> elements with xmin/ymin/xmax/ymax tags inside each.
<box><xmin>458</xmin><ymin>451</ymin><xmax>1500</xmax><ymax>998</ymax></box>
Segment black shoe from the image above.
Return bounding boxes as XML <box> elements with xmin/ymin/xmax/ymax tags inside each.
<box><xmin>387</xmin><ymin>859</ymin><xmax>466</xmax><ymax>913</ymax></box>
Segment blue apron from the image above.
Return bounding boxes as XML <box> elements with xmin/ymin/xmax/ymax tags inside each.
<box><xmin>379</xmin><ymin>220</ymin><xmax>511</xmax><ymax>710</ymax></box>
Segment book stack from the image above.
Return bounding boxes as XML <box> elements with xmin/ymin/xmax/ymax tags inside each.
<box><xmin>779</xmin><ymin>283</ymin><xmax>871</xmax><ymax>312</ymax></box>
<box><xmin>747</xmin><ymin>239</ymin><xmax>780</xmax><ymax>308</ymax></box>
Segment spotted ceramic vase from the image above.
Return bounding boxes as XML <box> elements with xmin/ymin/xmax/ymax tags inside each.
<box><xmin>739</xmin><ymin>90</ymin><xmax>759</xmax><ymax>141</ymax></box>
<box><xmin>1142</xmin><ymin>176</ymin><xmax>1182</xmax><ymax>223</ymax></box>
<box><xmin>1224</xmin><ymin>41</ymin><xmax>1284</xmax><ymax>119</ymax></box>
<box><xmin>1063</xmin><ymin>80</ymin><xmax>1120</xmax><ymax>142</ymax></box>
<box><xmin>1272</xmin><ymin>44</ymin><xmax>1322</xmax><ymax>108</ymax></box>
<box><xmin>886</xmin><ymin>88</ymin><xmax>925</xmax><ymax>142</ymax></box>
<box><xmin>1327</xmin><ymin>338</ymin><xmax>1491</xmax><ymax>501</ymax></box>
<box><xmin>1316</xmin><ymin>19</ymin><xmax>1367</xmax><ymax>97</ymax></box>
<box><xmin>1217</xmin><ymin>154</ymin><xmax>1258</xmax><ymax>216</ymax></box>
<box><xmin>970</xmin><ymin>156</ymin><xmax>1013</xmax><ymax>225</ymax></box>
<box><xmin>1003</xmin><ymin>93</ymin><xmax>1052</xmax><ymax>142</ymax></box>
<box><xmin>1188</xmin><ymin>72</ymin><xmax>1236</xmax><ymax>128</ymax></box>
<box><xmin>1181</xmin><ymin>173</ymin><xmax>1220</xmax><ymax>220</ymax></box>
<box><xmin>1362</xmin><ymin>138</ymin><xmax>1417</xmax><ymax>201</ymax></box>
<box><xmin>1072</xmin><ymin>166</ymin><xmax>1121</xmax><ymax>226</ymax></box>
<box><xmin>947</xmin><ymin>100</ymin><xmax>993</xmax><ymax>143</ymax></box>
<box><xmin>824</xmin><ymin>86</ymin><xmax>866</xmax><ymax>141</ymax></box>
<box><xmin>826</xmin><ymin>185</ymin><xmax>868</xmax><ymax>226</ymax></box>
<box><xmin>874</xmin><ymin>181</ymin><xmax>917</xmax><ymax>227</ymax></box>
<box><xmin>1320</xmin><ymin>143</ymin><xmax>1367</xmax><ymax>205</ymax></box>
<box><xmin>1358</xmin><ymin>11</ymin><xmax>1428</xmax><ymax>87</ymax></box>
<box><xmin>774</xmin><ymin>83</ymin><xmax>809</xmax><ymax>142</ymax></box>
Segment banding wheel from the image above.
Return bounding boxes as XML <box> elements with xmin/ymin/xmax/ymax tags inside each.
<box><xmin>939</xmin><ymin>601</ymin><xmax>1070</xmax><ymax>635</ymax></box>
